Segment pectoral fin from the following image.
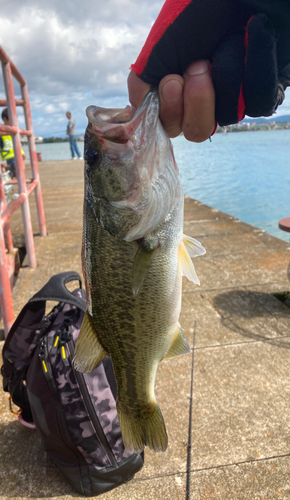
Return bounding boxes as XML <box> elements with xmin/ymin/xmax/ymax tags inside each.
<box><xmin>178</xmin><ymin>234</ymin><xmax>205</xmax><ymax>285</ymax></box>
<box><xmin>74</xmin><ymin>311</ymin><xmax>107</xmax><ymax>372</ymax></box>
<box><xmin>182</xmin><ymin>234</ymin><xmax>206</xmax><ymax>258</ymax></box>
<box><xmin>131</xmin><ymin>240</ymin><xmax>159</xmax><ymax>296</ymax></box>
<box><xmin>179</xmin><ymin>240</ymin><xmax>200</xmax><ymax>285</ymax></box>
<box><xmin>164</xmin><ymin>325</ymin><xmax>191</xmax><ymax>360</ymax></box>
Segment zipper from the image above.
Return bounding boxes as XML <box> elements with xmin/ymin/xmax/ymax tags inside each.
<box><xmin>39</xmin><ymin>338</ymin><xmax>53</xmax><ymax>380</ymax></box>
<box><xmin>59</xmin><ymin>328</ymin><xmax>71</xmax><ymax>366</ymax></box>
<box><xmin>66</xmin><ymin>338</ymin><xmax>118</xmax><ymax>467</ymax></box>
<box><xmin>38</xmin><ymin>336</ymin><xmax>87</xmax><ymax>467</ymax></box>
<box><xmin>51</xmin><ymin>319</ymin><xmax>70</xmax><ymax>356</ymax></box>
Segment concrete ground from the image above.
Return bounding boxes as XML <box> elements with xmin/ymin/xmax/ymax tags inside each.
<box><xmin>1</xmin><ymin>159</ymin><xmax>290</xmax><ymax>500</ymax></box>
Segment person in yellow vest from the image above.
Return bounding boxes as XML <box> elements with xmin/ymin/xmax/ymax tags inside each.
<box><xmin>0</xmin><ymin>108</ymin><xmax>25</xmax><ymax>178</ymax></box>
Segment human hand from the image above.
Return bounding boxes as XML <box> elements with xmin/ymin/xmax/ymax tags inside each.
<box><xmin>130</xmin><ymin>0</ymin><xmax>290</xmax><ymax>130</ymax></box>
<box><xmin>128</xmin><ymin>59</ymin><xmax>215</xmax><ymax>143</ymax></box>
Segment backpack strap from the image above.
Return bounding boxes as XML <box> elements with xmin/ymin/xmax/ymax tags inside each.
<box><xmin>29</xmin><ymin>271</ymin><xmax>86</xmax><ymax>312</ymax></box>
<box><xmin>1</xmin><ymin>272</ymin><xmax>86</xmax><ymax>415</ymax></box>
<box><xmin>3</xmin><ymin>271</ymin><xmax>85</xmax><ymax>358</ymax></box>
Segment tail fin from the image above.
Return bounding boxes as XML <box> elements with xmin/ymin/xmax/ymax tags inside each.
<box><xmin>117</xmin><ymin>401</ymin><xmax>168</xmax><ymax>453</ymax></box>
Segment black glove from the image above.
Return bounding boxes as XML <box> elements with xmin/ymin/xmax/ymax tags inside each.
<box><xmin>131</xmin><ymin>0</ymin><xmax>290</xmax><ymax>126</ymax></box>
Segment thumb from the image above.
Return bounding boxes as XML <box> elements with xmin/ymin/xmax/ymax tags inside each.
<box><xmin>128</xmin><ymin>71</ymin><xmax>151</xmax><ymax>111</ymax></box>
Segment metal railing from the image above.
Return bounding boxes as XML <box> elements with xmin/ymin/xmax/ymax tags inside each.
<box><xmin>0</xmin><ymin>45</ymin><xmax>47</xmax><ymax>337</ymax></box>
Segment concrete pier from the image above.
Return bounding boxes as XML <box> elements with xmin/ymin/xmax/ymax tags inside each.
<box><xmin>1</xmin><ymin>159</ymin><xmax>290</xmax><ymax>499</ymax></box>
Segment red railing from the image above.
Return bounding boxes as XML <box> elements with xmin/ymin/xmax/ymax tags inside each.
<box><xmin>0</xmin><ymin>46</ymin><xmax>47</xmax><ymax>337</ymax></box>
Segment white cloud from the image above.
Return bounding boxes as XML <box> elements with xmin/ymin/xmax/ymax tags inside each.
<box><xmin>44</xmin><ymin>104</ymin><xmax>57</xmax><ymax>114</ymax></box>
<box><xmin>0</xmin><ymin>0</ymin><xmax>161</xmax><ymax>136</ymax></box>
<box><xmin>107</xmin><ymin>71</ymin><xmax>128</xmax><ymax>85</ymax></box>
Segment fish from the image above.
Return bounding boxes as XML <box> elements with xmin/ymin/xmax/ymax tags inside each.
<box><xmin>74</xmin><ymin>90</ymin><xmax>206</xmax><ymax>453</ymax></box>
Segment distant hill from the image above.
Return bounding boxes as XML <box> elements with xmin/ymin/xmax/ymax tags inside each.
<box><xmin>242</xmin><ymin>115</ymin><xmax>290</xmax><ymax>124</ymax></box>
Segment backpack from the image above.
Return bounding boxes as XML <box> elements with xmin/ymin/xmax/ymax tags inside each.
<box><xmin>1</xmin><ymin>271</ymin><xmax>144</xmax><ymax>496</ymax></box>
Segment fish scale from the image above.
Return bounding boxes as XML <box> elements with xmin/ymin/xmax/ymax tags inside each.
<box><xmin>74</xmin><ymin>90</ymin><xmax>206</xmax><ymax>453</ymax></box>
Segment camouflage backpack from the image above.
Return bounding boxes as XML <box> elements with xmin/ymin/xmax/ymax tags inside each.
<box><xmin>1</xmin><ymin>271</ymin><xmax>143</xmax><ymax>496</ymax></box>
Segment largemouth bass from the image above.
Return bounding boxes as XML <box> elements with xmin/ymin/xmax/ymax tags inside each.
<box><xmin>74</xmin><ymin>90</ymin><xmax>205</xmax><ymax>453</ymax></box>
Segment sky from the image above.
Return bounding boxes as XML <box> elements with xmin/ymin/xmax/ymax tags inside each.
<box><xmin>0</xmin><ymin>0</ymin><xmax>289</xmax><ymax>138</ymax></box>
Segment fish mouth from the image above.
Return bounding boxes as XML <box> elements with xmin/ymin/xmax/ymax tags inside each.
<box><xmin>86</xmin><ymin>104</ymin><xmax>136</xmax><ymax>144</ymax></box>
<box><xmin>86</xmin><ymin>90</ymin><xmax>159</xmax><ymax>145</ymax></box>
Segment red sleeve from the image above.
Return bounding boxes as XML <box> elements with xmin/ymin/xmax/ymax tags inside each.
<box><xmin>131</xmin><ymin>0</ymin><xmax>192</xmax><ymax>76</ymax></box>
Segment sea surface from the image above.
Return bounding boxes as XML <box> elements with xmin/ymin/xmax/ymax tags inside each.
<box><xmin>23</xmin><ymin>129</ymin><xmax>290</xmax><ymax>243</ymax></box>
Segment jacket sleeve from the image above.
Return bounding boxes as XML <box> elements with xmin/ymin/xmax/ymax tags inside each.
<box><xmin>131</xmin><ymin>0</ymin><xmax>290</xmax><ymax>126</ymax></box>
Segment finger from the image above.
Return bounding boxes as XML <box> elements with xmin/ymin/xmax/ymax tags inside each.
<box><xmin>244</xmin><ymin>14</ymin><xmax>279</xmax><ymax>117</ymax></box>
<box><xmin>182</xmin><ymin>60</ymin><xmax>215</xmax><ymax>142</ymax></box>
<box><xmin>211</xmin><ymin>35</ymin><xmax>245</xmax><ymax>126</ymax></box>
<box><xmin>127</xmin><ymin>70</ymin><xmax>151</xmax><ymax>111</ymax></box>
<box><xmin>158</xmin><ymin>75</ymin><xmax>184</xmax><ymax>138</ymax></box>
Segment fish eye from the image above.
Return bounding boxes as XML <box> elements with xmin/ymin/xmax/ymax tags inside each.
<box><xmin>84</xmin><ymin>147</ymin><xmax>99</xmax><ymax>167</ymax></box>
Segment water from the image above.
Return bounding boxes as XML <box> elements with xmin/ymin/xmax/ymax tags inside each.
<box><xmin>172</xmin><ymin>130</ymin><xmax>290</xmax><ymax>243</ymax></box>
<box><xmin>23</xmin><ymin>130</ymin><xmax>290</xmax><ymax>243</ymax></box>
<box><xmin>23</xmin><ymin>141</ymin><xmax>84</xmax><ymax>162</ymax></box>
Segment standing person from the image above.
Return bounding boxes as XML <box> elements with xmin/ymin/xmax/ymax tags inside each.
<box><xmin>66</xmin><ymin>111</ymin><xmax>83</xmax><ymax>160</ymax></box>
<box><xmin>0</xmin><ymin>108</ymin><xmax>26</xmax><ymax>178</ymax></box>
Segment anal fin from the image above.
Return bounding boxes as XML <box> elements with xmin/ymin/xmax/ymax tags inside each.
<box><xmin>74</xmin><ymin>311</ymin><xmax>107</xmax><ymax>372</ymax></box>
<box><xmin>164</xmin><ymin>324</ymin><xmax>191</xmax><ymax>360</ymax></box>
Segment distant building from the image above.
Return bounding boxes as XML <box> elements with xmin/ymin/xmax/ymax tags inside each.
<box><xmin>21</xmin><ymin>135</ymin><xmax>43</xmax><ymax>144</ymax></box>
<box><xmin>217</xmin><ymin>118</ymin><xmax>290</xmax><ymax>134</ymax></box>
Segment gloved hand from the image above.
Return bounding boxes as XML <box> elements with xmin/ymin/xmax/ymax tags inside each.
<box><xmin>131</xmin><ymin>0</ymin><xmax>290</xmax><ymax>126</ymax></box>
